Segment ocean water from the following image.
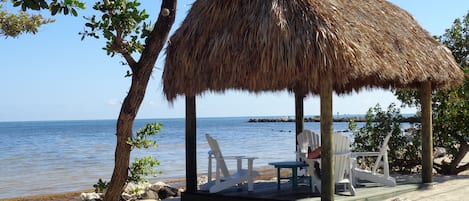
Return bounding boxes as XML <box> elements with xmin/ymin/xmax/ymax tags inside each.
<box><xmin>0</xmin><ymin>117</ymin><xmax>363</xmax><ymax>198</ymax></box>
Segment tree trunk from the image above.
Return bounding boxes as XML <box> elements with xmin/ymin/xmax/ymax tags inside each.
<box><xmin>434</xmin><ymin>141</ymin><xmax>469</xmax><ymax>175</ymax></box>
<box><xmin>450</xmin><ymin>141</ymin><xmax>469</xmax><ymax>174</ymax></box>
<box><xmin>104</xmin><ymin>1</ymin><xmax>177</xmax><ymax>200</ymax></box>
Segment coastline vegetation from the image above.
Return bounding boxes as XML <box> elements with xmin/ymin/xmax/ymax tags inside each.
<box><xmin>94</xmin><ymin>122</ymin><xmax>163</xmax><ymax>193</ymax></box>
<box><xmin>393</xmin><ymin>11</ymin><xmax>469</xmax><ymax>175</ymax></box>
<box><xmin>349</xmin><ymin>103</ymin><xmax>422</xmax><ymax>174</ymax></box>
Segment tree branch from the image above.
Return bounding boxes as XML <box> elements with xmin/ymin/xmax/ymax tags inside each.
<box><xmin>138</xmin><ymin>0</ymin><xmax>177</xmax><ymax>69</ymax></box>
<box><xmin>112</xmin><ymin>27</ymin><xmax>137</xmax><ymax>69</ymax></box>
<box><xmin>452</xmin><ymin>141</ymin><xmax>469</xmax><ymax>167</ymax></box>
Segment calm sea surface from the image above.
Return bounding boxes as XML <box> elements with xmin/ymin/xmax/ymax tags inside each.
<box><xmin>0</xmin><ymin>117</ymin><xmax>368</xmax><ymax>198</ymax></box>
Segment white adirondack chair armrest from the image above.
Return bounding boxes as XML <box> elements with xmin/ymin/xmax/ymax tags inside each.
<box><xmin>351</xmin><ymin>151</ymin><xmax>380</xmax><ymax>158</ymax></box>
<box><xmin>222</xmin><ymin>155</ymin><xmax>245</xmax><ymax>160</ymax></box>
<box><xmin>222</xmin><ymin>156</ymin><xmax>257</xmax><ymax>173</ymax></box>
<box><xmin>308</xmin><ymin>150</ymin><xmax>351</xmax><ymax>163</ymax></box>
<box><xmin>334</xmin><ymin>150</ymin><xmax>351</xmax><ymax>156</ymax></box>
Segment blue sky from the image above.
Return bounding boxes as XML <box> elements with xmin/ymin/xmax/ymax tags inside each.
<box><xmin>1</xmin><ymin>0</ymin><xmax>468</xmax><ymax>122</ymax></box>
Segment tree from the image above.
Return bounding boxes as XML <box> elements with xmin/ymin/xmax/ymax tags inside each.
<box><xmin>7</xmin><ymin>0</ymin><xmax>177</xmax><ymax>199</ymax></box>
<box><xmin>395</xmin><ymin>11</ymin><xmax>469</xmax><ymax>175</ymax></box>
<box><xmin>79</xmin><ymin>0</ymin><xmax>177</xmax><ymax>200</ymax></box>
<box><xmin>0</xmin><ymin>0</ymin><xmax>84</xmax><ymax>37</ymax></box>
<box><xmin>0</xmin><ymin>2</ymin><xmax>53</xmax><ymax>38</ymax></box>
<box><xmin>349</xmin><ymin>103</ymin><xmax>422</xmax><ymax>173</ymax></box>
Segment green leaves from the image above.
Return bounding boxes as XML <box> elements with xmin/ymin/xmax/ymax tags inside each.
<box><xmin>128</xmin><ymin>156</ymin><xmax>162</xmax><ymax>183</ymax></box>
<box><xmin>125</xmin><ymin>122</ymin><xmax>163</xmax><ymax>184</ymax></box>
<box><xmin>127</xmin><ymin>122</ymin><xmax>162</xmax><ymax>149</ymax></box>
<box><xmin>393</xmin><ymin>11</ymin><xmax>469</xmax><ymax>175</ymax></box>
<box><xmin>93</xmin><ymin>178</ymin><xmax>109</xmax><ymax>193</ymax></box>
<box><xmin>79</xmin><ymin>0</ymin><xmax>151</xmax><ymax>56</ymax></box>
<box><xmin>11</xmin><ymin>0</ymin><xmax>85</xmax><ymax>16</ymax></box>
<box><xmin>349</xmin><ymin>103</ymin><xmax>417</xmax><ymax>173</ymax></box>
<box><xmin>0</xmin><ymin>9</ymin><xmax>55</xmax><ymax>38</ymax></box>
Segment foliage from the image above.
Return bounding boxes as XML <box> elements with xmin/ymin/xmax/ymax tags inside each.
<box><xmin>93</xmin><ymin>178</ymin><xmax>109</xmax><ymax>193</ymax></box>
<box><xmin>128</xmin><ymin>156</ymin><xmax>162</xmax><ymax>184</ymax></box>
<box><xmin>126</xmin><ymin>123</ymin><xmax>162</xmax><ymax>183</ymax></box>
<box><xmin>11</xmin><ymin>0</ymin><xmax>85</xmax><ymax>16</ymax></box>
<box><xmin>349</xmin><ymin>103</ymin><xmax>422</xmax><ymax>173</ymax></box>
<box><xmin>0</xmin><ymin>0</ymin><xmax>84</xmax><ymax>37</ymax></box>
<box><xmin>394</xmin><ymin>11</ymin><xmax>469</xmax><ymax>175</ymax></box>
<box><xmin>0</xmin><ymin>5</ymin><xmax>54</xmax><ymax>37</ymax></box>
<box><xmin>81</xmin><ymin>1</ymin><xmax>176</xmax><ymax>200</ymax></box>
<box><xmin>79</xmin><ymin>0</ymin><xmax>151</xmax><ymax>56</ymax></box>
<box><xmin>127</xmin><ymin>186</ymin><xmax>143</xmax><ymax>195</ymax></box>
<box><xmin>127</xmin><ymin>122</ymin><xmax>161</xmax><ymax>149</ymax></box>
<box><xmin>93</xmin><ymin>122</ymin><xmax>163</xmax><ymax>191</ymax></box>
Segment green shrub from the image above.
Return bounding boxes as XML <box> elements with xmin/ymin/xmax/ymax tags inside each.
<box><xmin>93</xmin><ymin>178</ymin><xmax>109</xmax><ymax>193</ymax></box>
<box><xmin>349</xmin><ymin>103</ymin><xmax>421</xmax><ymax>173</ymax></box>
<box><xmin>93</xmin><ymin>122</ymin><xmax>163</xmax><ymax>191</ymax></box>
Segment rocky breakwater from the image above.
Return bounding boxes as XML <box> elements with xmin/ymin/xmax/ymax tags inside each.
<box><xmin>248</xmin><ymin>116</ymin><xmax>366</xmax><ymax>123</ymax></box>
<box><xmin>80</xmin><ymin>181</ymin><xmax>181</xmax><ymax>201</ymax></box>
<box><xmin>248</xmin><ymin>116</ymin><xmax>419</xmax><ymax>123</ymax></box>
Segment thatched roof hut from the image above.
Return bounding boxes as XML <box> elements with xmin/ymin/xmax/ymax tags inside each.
<box><xmin>161</xmin><ymin>0</ymin><xmax>464</xmax><ymax>200</ymax></box>
<box><xmin>163</xmin><ymin>0</ymin><xmax>463</xmax><ymax>100</ymax></box>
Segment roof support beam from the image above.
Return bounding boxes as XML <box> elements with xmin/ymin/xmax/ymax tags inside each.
<box><xmin>320</xmin><ymin>80</ymin><xmax>334</xmax><ymax>201</ymax></box>
<box><xmin>420</xmin><ymin>81</ymin><xmax>433</xmax><ymax>183</ymax></box>
<box><xmin>295</xmin><ymin>93</ymin><xmax>305</xmax><ymax>154</ymax></box>
<box><xmin>185</xmin><ymin>96</ymin><xmax>197</xmax><ymax>193</ymax></box>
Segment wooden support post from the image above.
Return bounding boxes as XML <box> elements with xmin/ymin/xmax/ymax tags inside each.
<box><xmin>420</xmin><ymin>82</ymin><xmax>433</xmax><ymax>183</ymax></box>
<box><xmin>295</xmin><ymin>93</ymin><xmax>305</xmax><ymax>153</ymax></box>
<box><xmin>320</xmin><ymin>81</ymin><xmax>334</xmax><ymax>201</ymax></box>
<box><xmin>185</xmin><ymin>96</ymin><xmax>197</xmax><ymax>193</ymax></box>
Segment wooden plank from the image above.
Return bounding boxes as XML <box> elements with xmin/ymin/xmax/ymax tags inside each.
<box><xmin>420</xmin><ymin>82</ymin><xmax>433</xmax><ymax>183</ymax></box>
<box><xmin>185</xmin><ymin>96</ymin><xmax>197</xmax><ymax>192</ymax></box>
<box><xmin>320</xmin><ymin>80</ymin><xmax>334</xmax><ymax>201</ymax></box>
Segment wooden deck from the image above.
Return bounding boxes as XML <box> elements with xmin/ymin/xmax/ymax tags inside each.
<box><xmin>182</xmin><ymin>175</ymin><xmax>425</xmax><ymax>201</ymax></box>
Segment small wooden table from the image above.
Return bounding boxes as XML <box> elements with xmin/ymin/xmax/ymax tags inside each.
<box><xmin>268</xmin><ymin>161</ymin><xmax>309</xmax><ymax>190</ymax></box>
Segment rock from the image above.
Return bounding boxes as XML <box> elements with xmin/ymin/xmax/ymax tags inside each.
<box><xmin>148</xmin><ymin>181</ymin><xmax>181</xmax><ymax>200</ymax></box>
<box><xmin>141</xmin><ymin>190</ymin><xmax>159</xmax><ymax>200</ymax></box>
<box><xmin>83</xmin><ymin>181</ymin><xmax>181</xmax><ymax>201</ymax></box>
<box><xmin>121</xmin><ymin>193</ymin><xmax>137</xmax><ymax>201</ymax></box>
<box><xmin>197</xmin><ymin>175</ymin><xmax>208</xmax><ymax>186</ymax></box>
<box><xmin>149</xmin><ymin>181</ymin><xmax>168</xmax><ymax>192</ymax></box>
<box><xmin>434</xmin><ymin>147</ymin><xmax>447</xmax><ymax>158</ymax></box>
<box><xmin>124</xmin><ymin>182</ymin><xmax>150</xmax><ymax>195</ymax></box>
<box><xmin>157</xmin><ymin>186</ymin><xmax>180</xmax><ymax>199</ymax></box>
<box><xmin>80</xmin><ymin>192</ymin><xmax>103</xmax><ymax>201</ymax></box>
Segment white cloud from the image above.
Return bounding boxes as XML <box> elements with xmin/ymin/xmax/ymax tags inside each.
<box><xmin>107</xmin><ymin>99</ymin><xmax>120</xmax><ymax>106</ymax></box>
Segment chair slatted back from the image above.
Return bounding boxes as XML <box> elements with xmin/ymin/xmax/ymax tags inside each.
<box><xmin>206</xmin><ymin>134</ymin><xmax>231</xmax><ymax>178</ymax></box>
<box><xmin>334</xmin><ymin>133</ymin><xmax>352</xmax><ymax>182</ymax></box>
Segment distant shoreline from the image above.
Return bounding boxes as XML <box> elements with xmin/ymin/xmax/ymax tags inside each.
<box><xmin>248</xmin><ymin>116</ymin><xmax>419</xmax><ymax>123</ymax></box>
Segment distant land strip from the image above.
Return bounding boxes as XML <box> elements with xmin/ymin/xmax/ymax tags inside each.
<box><xmin>248</xmin><ymin>116</ymin><xmax>419</xmax><ymax>123</ymax></box>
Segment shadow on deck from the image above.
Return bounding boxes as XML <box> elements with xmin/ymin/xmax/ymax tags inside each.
<box><xmin>181</xmin><ymin>175</ymin><xmax>432</xmax><ymax>201</ymax></box>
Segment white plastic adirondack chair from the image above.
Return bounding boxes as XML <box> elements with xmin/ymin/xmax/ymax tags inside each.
<box><xmin>297</xmin><ymin>130</ymin><xmax>321</xmax><ymax>163</ymax></box>
<box><xmin>203</xmin><ymin>134</ymin><xmax>259</xmax><ymax>193</ymax></box>
<box><xmin>296</xmin><ymin>130</ymin><xmax>320</xmax><ymax>186</ymax></box>
<box><xmin>352</xmin><ymin>132</ymin><xmax>396</xmax><ymax>187</ymax></box>
<box><xmin>306</xmin><ymin>132</ymin><xmax>356</xmax><ymax>195</ymax></box>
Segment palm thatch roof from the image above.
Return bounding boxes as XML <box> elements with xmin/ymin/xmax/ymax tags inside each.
<box><xmin>162</xmin><ymin>0</ymin><xmax>463</xmax><ymax>101</ymax></box>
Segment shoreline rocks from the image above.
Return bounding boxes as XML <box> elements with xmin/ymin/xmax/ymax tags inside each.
<box><xmin>248</xmin><ymin>116</ymin><xmax>419</xmax><ymax>123</ymax></box>
<box><xmin>80</xmin><ymin>181</ymin><xmax>182</xmax><ymax>201</ymax></box>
